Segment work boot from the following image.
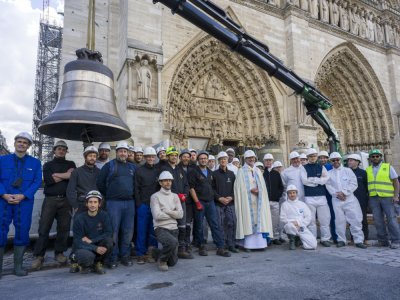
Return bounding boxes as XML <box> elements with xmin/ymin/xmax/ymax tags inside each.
<box><xmin>158</xmin><ymin>261</ymin><xmax>168</xmax><ymax>272</ymax></box>
<box><xmin>13</xmin><ymin>246</ymin><xmax>28</xmax><ymax>276</ymax></box>
<box><xmin>336</xmin><ymin>241</ymin><xmax>346</xmax><ymax>248</ymax></box>
<box><xmin>151</xmin><ymin>248</ymin><xmax>161</xmax><ymax>261</ymax></box>
<box><xmin>120</xmin><ymin>256</ymin><xmax>133</xmax><ymax>266</ymax></box>
<box><xmin>378</xmin><ymin>241</ymin><xmax>389</xmax><ymax>247</ymax></box>
<box><xmin>288</xmin><ymin>235</ymin><xmax>296</xmax><ymax>250</ymax></box>
<box><xmin>80</xmin><ymin>266</ymin><xmax>91</xmax><ymax>274</ymax></box>
<box><xmin>94</xmin><ymin>262</ymin><xmax>106</xmax><ymax>274</ymax></box>
<box><xmin>198</xmin><ymin>245</ymin><xmax>208</xmax><ymax>256</ymax></box>
<box><xmin>320</xmin><ymin>240</ymin><xmax>331</xmax><ymax>247</ymax></box>
<box><xmin>216</xmin><ymin>248</ymin><xmax>231</xmax><ymax>257</ymax></box>
<box><xmin>279</xmin><ymin>238</ymin><xmax>286</xmax><ymax>244</ymax></box>
<box><xmin>69</xmin><ymin>262</ymin><xmax>80</xmax><ymax>273</ymax></box>
<box><xmin>228</xmin><ymin>246</ymin><xmax>239</xmax><ymax>253</ymax></box>
<box><xmin>0</xmin><ymin>247</ymin><xmax>4</xmax><ymax>279</ymax></box>
<box><xmin>55</xmin><ymin>253</ymin><xmax>67</xmax><ymax>264</ymax></box>
<box><xmin>178</xmin><ymin>247</ymin><xmax>194</xmax><ymax>259</ymax></box>
<box><xmin>31</xmin><ymin>256</ymin><xmax>44</xmax><ymax>270</ymax></box>
<box><xmin>295</xmin><ymin>236</ymin><xmax>303</xmax><ymax>247</ymax></box>
<box><xmin>137</xmin><ymin>256</ymin><xmax>146</xmax><ymax>264</ymax></box>
<box><xmin>355</xmin><ymin>243</ymin><xmax>367</xmax><ymax>249</ymax></box>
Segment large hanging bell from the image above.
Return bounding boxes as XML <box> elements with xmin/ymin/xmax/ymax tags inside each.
<box><xmin>38</xmin><ymin>48</ymin><xmax>131</xmax><ymax>143</ymax></box>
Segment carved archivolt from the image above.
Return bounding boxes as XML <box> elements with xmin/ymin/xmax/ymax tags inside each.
<box><xmin>165</xmin><ymin>36</ymin><xmax>282</xmax><ymax>149</ymax></box>
<box><xmin>315</xmin><ymin>42</ymin><xmax>395</xmax><ymax>153</ymax></box>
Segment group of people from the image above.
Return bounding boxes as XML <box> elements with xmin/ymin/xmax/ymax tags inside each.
<box><xmin>0</xmin><ymin>132</ymin><xmax>399</xmax><ymax>278</ymax></box>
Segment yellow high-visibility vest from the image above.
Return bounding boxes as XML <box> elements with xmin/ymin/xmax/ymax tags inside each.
<box><xmin>366</xmin><ymin>163</ymin><xmax>395</xmax><ymax>197</ymax></box>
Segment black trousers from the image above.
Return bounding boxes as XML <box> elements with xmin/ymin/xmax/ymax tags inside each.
<box><xmin>33</xmin><ymin>196</ymin><xmax>71</xmax><ymax>257</ymax></box>
<box><xmin>75</xmin><ymin>237</ymin><xmax>113</xmax><ymax>267</ymax></box>
<box><xmin>155</xmin><ymin>227</ymin><xmax>178</xmax><ymax>266</ymax></box>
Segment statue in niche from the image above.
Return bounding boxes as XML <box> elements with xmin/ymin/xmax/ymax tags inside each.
<box><xmin>320</xmin><ymin>0</ymin><xmax>329</xmax><ymax>23</ymax></box>
<box><xmin>300</xmin><ymin>0</ymin><xmax>309</xmax><ymax>11</ymax></box>
<box><xmin>339</xmin><ymin>1</ymin><xmax>350</xmax><ymax>31</ymax></box>
<box><xmin>330</xmin><ymin>0</ymin><xmax>340</xmax><ymax>26</ymax></box>
<box><xmin>375</xmin><ymin>17</ymin><xmax>384</xmax><ymax>44</ymax></box>
<box><xmin>386</xmin><ymin>23</ymin><xmax>395</xmax><ymax>45</ymax></box>
<box><xmin>350</xmin><ymin>6</ymin><xmax>360</xmax><ymax>36</ymax></box>
<box><xmin>310</xmin><ymin>0</ymin><xmax>319</xmax><ymax>19</ymax></box>
<box><xmin>359</xmin><ymin>10</ymin><xmax>368</xmax><ymax>38</ymax></box>
<box><xmin>394</xmin><ymin>26</ymin><xmax>400</xmax><ymax>47</ymax></box>
<box><xmin>367</xmin><ymin>12</ymin><xmax>375</xmax><ymax>41</ymax></box>
<box><xmin>136</xmin><ymin>59</ymin><xmax>152</xmax><ymax>104</ymax></box>
<box><xmin>288</xmin><ymin>0</ymin><xmax>300</xmax><ymax>7</ymax></box>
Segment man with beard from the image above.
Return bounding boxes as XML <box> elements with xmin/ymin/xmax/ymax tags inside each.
<box><xmin>133</xmin><ymin>147</ymin><xmax>144</xmax><ymax>167</ymax></box>
<box><xmin>96</xmin><ymin>143</ymin><xmax>111</xmax><ymax>169</ymax></box>
<box><xmin>67</xmin><ymin>146</ymin><xmax>100</xmax><ymax>214</ymax></box>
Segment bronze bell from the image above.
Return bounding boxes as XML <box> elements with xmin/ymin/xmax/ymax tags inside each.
<box><xmin>38</xmin><ymin>48</ymin><xmax>131</xmax><ymax>143</ymax></box>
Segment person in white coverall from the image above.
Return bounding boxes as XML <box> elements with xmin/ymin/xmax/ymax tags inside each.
<box><xmin>300</xmin><ymin>148</ymin><xmax>332</xmax><ymax>247</ymax></box>
<box><xmin>325</xmin><ymin>152</ymin><xmax>367</xmax><ymax>249</ymax></box>
<box><xmin>280</xmin><ymin>185</ymin><xmax>317</xmax><ymax>250</ymax></box>
<box><xmin>282</xmin><ymin>151</ymin><xmax>305</xmax><ymax>202</ymax></box>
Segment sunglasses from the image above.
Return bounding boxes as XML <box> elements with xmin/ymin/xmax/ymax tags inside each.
<box><xmin>370</xmin><ymin>155</ymin><xmax>381</xmax><ymax>158</ymax></box>
<box><xmin>330</xmin><ymin>159</ymin><xmax>341</xmax><ymax>162</ymax></box>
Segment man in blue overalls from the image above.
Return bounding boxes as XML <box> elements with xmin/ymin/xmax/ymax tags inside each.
<box><xmin>0</xmin><ymin>132</ymin><xmax>42</xmax><ymax>277</ymax></box>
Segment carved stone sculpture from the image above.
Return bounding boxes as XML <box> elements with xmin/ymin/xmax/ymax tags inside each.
<box><xmin>137</xmin><ymin>59</ymin><xmax>152</xmax><ymax>104</ymax></box>
<box><xmin>320</xmin><ymin>0</ymin><xmax>329</xmax><ymax>23</ymax></box>
<box><xmin>339</xmin><ymin>1</ymin><xmax>350</xmax><ymax>31</ymax></box>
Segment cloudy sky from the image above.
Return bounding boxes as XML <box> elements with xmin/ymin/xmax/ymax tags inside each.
<box><xmin>0</xmin><ymin>0</ymin><xmax>63</xmax><ymax>151</ymax></box>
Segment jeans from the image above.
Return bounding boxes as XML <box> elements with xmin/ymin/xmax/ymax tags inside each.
<box><xmin>106</xmin><ymin>200</ymin><xmax>135</xmax><ymax>261</ymax></box>
<box><xmin>369</xmin><ymin>196</ymin><xmax>400</xmax><ymax>243</ymax></box>
<box><xmin>75</xmin><ymin>237</ymin><xmax>113</xmax><ymax>267</ymax></box>
<box><xmin>155</xmin><ymin>227</ymin><xmax>178</xmax><ymax>266</ymax></box>
<box><xmin>326</xmin><ymin>192</ymin><xmax>338</xmax><ymax>241</ymax></box>
<box><xmin>135</xmin><ymin>203</ymin><xmax>157</xmax><ymax>256</ymax></box>
<box><xmin>33</xmin><ymin>196</ymin><xmax>71</xmax><ymax>257</ymax></box>
<box><xmin>177</xmin><ymin>201</ymin><xmax>186</xmax><ymax>249</ymax></box>
<box><xmin>216</xmin><ymin>204</ymin><xmax>236</xmax><ymax>248</ymax></box>
<box><xmin>194</xmin><ymin>200</ymin><xmax>224</xmax><ymax>248</ymax></box>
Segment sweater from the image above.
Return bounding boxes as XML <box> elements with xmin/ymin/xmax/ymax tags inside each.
<box><xmin>43</xmin><ymin>157</ymin><xmax>76</xmax><ymax>196</ymax></box>
<box><xmin>150</xmin><ymin>188</ymin><xmax>183</xmax><ymax>230</ymax></box>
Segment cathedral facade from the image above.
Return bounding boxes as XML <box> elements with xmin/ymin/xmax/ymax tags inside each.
<box><xmin>60</xmin><ymin>0</ymin><xmax>400</xmax><ymax>169</ymax></box>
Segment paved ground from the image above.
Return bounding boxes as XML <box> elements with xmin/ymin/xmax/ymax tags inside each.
<box><xmin>1</xmin><ymin>242</ymin><xmax>399</xmax><ymax>300</ymax></box>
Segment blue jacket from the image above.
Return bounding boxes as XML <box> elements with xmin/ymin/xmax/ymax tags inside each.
<box><xmin>0</xmin><ymin>153</ymin><xmax>42</xmax><ymax>201</ymax></box>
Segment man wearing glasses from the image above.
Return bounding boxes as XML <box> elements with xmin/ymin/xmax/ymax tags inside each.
<box><xmin>366</xmin><ymin>149</ymin><xmax>400</xmax><ymax>249</ymax></box>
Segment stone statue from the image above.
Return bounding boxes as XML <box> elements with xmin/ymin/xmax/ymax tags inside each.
<box><xmin>288</xmin><ymin>0</ymin><xmax>300</xmax><ymax>7</ymax></box>
<box><xmin>386</xmin><ymin>22</ymin><xmax>395</xmax><ymax>45</ymax></box>
<box><xmin>394</xmin><ymin>25</ymin><xmax>400</xmax><ymax>47</ymax></box>
<box><xmin>367</xmin><ymin>12</ymin><xmax>375</xmax><ymax>42</ymax></box>
<box><xmin>310</xmin><ymin>0</ymin><xmax>319</xmax><ymax>19</ymax></box>
<box><xmin>350</xmin><ymin>6</ymin><xmax>360</xmax><ymax>36</ymax></box>
<box><xmin>375</xmin><ymin>17</ymin><xmax>384</xmax><ymax>44</ymax></box>
<box><xmin>300</xmin><ymin>0</ymin><xmax>309</xmax><ymax>11</ymax></box>
<box><xmin>339</xmin><ymin>1</ymin><xmax>350</xmax><ymax>31</ymax></box>
<box><xmin>359</xmin><ymin>10</ymin><xmax>367</xmax><ymax>38</ymax></box>
<box><xmin>137</xmin><ymin>59</ymin><xmax>152</xmax><ymax>104</ymax></box>
<box><xmin>320</xmin><ymin>0</ymin><xmax>329</xmax><ymax>22</ymax></box>
<box><xmin>330</xmin><ymin>0</ymin><xmax>340</xmax><ymax>26</ymax></box>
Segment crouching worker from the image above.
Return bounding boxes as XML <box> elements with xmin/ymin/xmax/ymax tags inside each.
<box><xmin>280</xmin><ymin>185</ymin><xmax>317</xmax><ymax>250</ymax></box>
<box><xmin>70</xmin><ymin>191</ymin><xmax>113</xmax><ymax>274</ymax></box>
<box><xmin>150</xmin><ymin>171</ymin><xmax>183</xmax><ymax>271</ymax></box>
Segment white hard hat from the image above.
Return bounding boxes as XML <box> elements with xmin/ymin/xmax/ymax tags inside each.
<box><xmin>143</xmin><ymin>146</ymin><xmax>156</xmax><ymax>156</ymax></box>
<box><xmin>306</xmin><ymin>148</ymin><xmax>318</xmax><ymax>156</ymax></box>
<box><xmin>226</xmin><ymin>148</ymin><xmax>235</xmax><ymax>154</ymax></box>
<box><xmin>263</xmin><ymin>153</ymin><xmax>274</xmax><ymax>160</ymax></box>
<box><xmin>208</xmin><ymin>155</ymin><xmax>216</xmax><ymax>161</ymax></box>
<box><xmin>135</xmin><ymin>146</ymin><xmax>144</xmax><ymax>153</ymax></box>
<box><xmin>299</xmin><ymin>153</ymin><xmax>307</xmax><ymax>159</ymax></box>
<box><xmin>217</xmin><ymin>151</ymin><xmax>228</xmax><ymax>160</ymax></box>
<box><xmin>254</xmin><ymin>162</ymin><xmax>264</xmax><ymax>168</ymax></box>
<box><xmin>14</xmin><ymin>132</ymin><xmax>33</xmax><ymax>145</ymax></box>
<box><xmin>83</xmin><ymin>145</ymin><xmax>98</xmax><ymax>156</ymax></box>
<box><xmin>159</xmin><ymin>171</ymin><xmax>174</xmax><ymax>181</ymax></box>
<box><xmin>116</xmin><ymin>141</ymin><xmax>129</xmax><ymax>151</ymax></box>
<box><xmin>286</xmin><ymin>184</ymin><xmax>298</xmax><ymax>192</ymax></box>
<box><xmin>128</xmin><ymin>145</ymin><xmax>135</xmax><ymax>152</ymax></box>
<box><xmin>232</xmin><ymin>157</ymin><xmax>240</xmax><ymax>163</ymax></box>
<box><xmin>53</xmin><ymin>140</ymin><xmax>68</xmax><ymax>150</ymax></box>
<box><xmin>98</xmin><ymin>142</ymin><xmax>111</xmax><ymax>151</ymax></box>
<box><xmin>189</xmin><ymin>148</ymin><xmax>197</xmax><ymax>153</ymax></box>
<box><xmin>318</xmin><ymin>150</ymin><xmax>329</xmax><ymax>158</ymax></box>
<box><xmin>244</xmin><ymin>150</ymin><xmax>256</xmax><ymax>159</ymax></box>
<box><xmin>156</xmin><ymin>146</ymin><xmax>166</xmax><ymax>154</ymax></box>
<box><xmin>329</xmin><ymin>152</ymin><xmax>342</xmax><ymax>160</ymax></box>
<box><xmin>289</xmin><ymin>151</ymin><xmax>300</xmax><ymax>160</ymax></box>
<box><xmin>347</xmin><ymin>153</ymin><xmax>361</xmax><ymax>162</ymax></box>
<box><xmin>272</xmin><ymin>161</ymin><xmax>283</xmax><ymax>168</ymax></box>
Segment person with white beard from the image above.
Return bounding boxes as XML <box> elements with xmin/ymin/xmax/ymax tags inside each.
<box><xmin>281</xmin><ymin>151</ymin><xmax>305</xmax><ymax>202</ymax></box>
<box><xmin>325</xmin><ymin>152</ymin><xmax>367</xmax><ymax>249</ymax></box>
<box><xmin>280</xmin><ymin>185</ymin><xmax>317</xmax><ymax>250</ymax></box>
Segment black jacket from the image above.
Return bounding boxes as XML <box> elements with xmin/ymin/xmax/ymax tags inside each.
<box><xmin>212</xmin><ymin>167</ymin><xmax>235</xmax><ymax>206</ymax></box>
<box><xmin>135</xmin><ymin>163</ymin><xmax>160</xmax><ymax>207</ymax></box>
<box><xmin>352</xmin><ymin>167</ymin><xmax>369</xmax><ymax>205</ymax></box>
<box><xmin>43</xmin><ymin>157</ymin><xmax>76</xmax><ymax>196</ymax></box>
<box><xmin>263</xmin><ymin>169</ymin><xmax>284</xmax><ymax>202</ymax></box>
<box><xmin>188</xmin><ymin>166</ymin><xmax>214</xmax><ymax>202</ymax></box>
<box><xmin>158</xmin><ymin>163</ymin><xmax>189</xmax><ymax>196</ymax></box>
<box><xmin>67</xmin><ymin>165</ymin><xmax>100</xmax><ymax>209</ymax></box>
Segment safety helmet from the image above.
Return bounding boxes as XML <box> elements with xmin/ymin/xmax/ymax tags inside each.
<box><xmin>83</xmin><ymin>145</ymin><xmax>98</xmax><ymax>156</ymax></box>
<box><xmin>166</xmin><ymin>146</ymin><xmax>179</xmax><ymax>156</ymax></box>
<box><xmin>128</xmin><ymin>145</ymin><xmax>135</xmax><ymax>152</ymax></box>
<box><xmin>329</xmin><ymin>152</ymin><xmax>342</xmax><ymax>160</ymax></box>
<box><xmin>225</xmin><ymin>148</ymin><xmax>235</xmax><ymax>154</ymax></box>
<box><xmin>179</xmin><ymin>148</ymin><xmax>191</xmax><ymax>158</ymax></box>
<box><xmin>98</xmin><ymin>142</ymin><xmax>111</xmax><ymax>151</ymax></box>
<box><xmin>197</xmin><ymin>150</ymin><xmax>209</xmax><ymax>160</ymax></box>
<box><xmin>135</xmin><ymin>147</ymin><xmax>144</xmax><ymax>154</ymax></box>
<box><xmin>156</xmin><ymin>146</ymin><xmax>166</xmax><ymax>154</ymax></box>
<box><xmin>263</xmin><ymin>153</ymin><xmax>274</xmax><ymax>160</ymax></box>
<box><xmin>208</xmin><ymin>155</ymin><xmax>216</xmax><ymax>161</ymax></box>
<box><xmin>254</xmin><ymin>162</ymin><xmax>264</xmax><ymax>168</ymax></box>
<box><xmin>53</xmin><ymin>140</ymin><xmax>68</xmax><ymax>150</ymax></box>
<box><xmin>116</xmin><ymin>141</ymin><xmax>129</xmax><ymax>151</ymax></box>
<box><xmin>286</xmin><ymin>184</ymin><xmax>298</xmax><ymax>192</ymax></box>
<box><xmin>143</xmin><ymin>147</ymin><xmax>156</xmax><ymax>156</ymax></box>
<box><xmin>289</xmin><ymin>151</ymin><xmax>300</xmax><ymax>160</ymax></box>
<box><xmin>159</xmin><ymin>171</ymin><xmax>174</xmax><ymax>181</ymax></box>
<box><xmin>217</xmin><ymin>151</ymin><xmax>228</xmax><ymax>160</ymax></box>
<box><xmin>244</xmin><ymin>150</ymin><xmax>256</xmax><ymax>159</ymax></box>
<box><xmin>369</xmin><ymin>149</ymin><xmax>382</xmax><ymax>157</ymax></box>
<box><xmin>272</xmin><ymin>161</ymin><xmax>283</xmax><ymax>168</ymax></box>
<box><xmin>232</xmin><ymin>157</ymin><xmax>240</xmax><ymax>163</ymax></box>
<box><xmin>347</xmin><ymin>154</ymin><xmax>361</xmax><ymax>162</ymax></box>
<box><xmin>299</xmin><ymin>153</ymin><xmax>307</xmax><ymax>159</ymax></box>
<box><xmin>306</xmin><ymin>148</ymin><xmax>318</xmax><ymax>156</ymax></box>
<box><xmin>14</xmin><ymin>132</ymin><xmax>33</xmax><ymax>145</ymax></box>
<box><xmin>189</xmin><ymin>148</ymin><xmax>197</xmax><ymax>154</ymax></box>
<box><xmin>318</xmin><ymin>150</ymin><xmax>329</xmax><ymax>158</ymax></box>
<box><xmin>85</xmin><ymin>190</ymin><xmax>103</xmax><ymax>201</ymax></box>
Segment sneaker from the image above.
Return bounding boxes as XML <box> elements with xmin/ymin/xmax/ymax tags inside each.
<box><xmin>31</xmin><ymin>256</ymin><xmax>44</xmax><ymax>270</ymax></box>
<box><xmin>198</xmin><ymin>245</ymin><xmax>208</xmax><ymax>256</ymax></box>
<box><xmin>158</xmin><ymin>261</ymin><xmax>168</xmax><ymax>272</ymax></box>
<box><xmin>216</xmin><ymin>248</ymin><xmax>231</xmax><ymax>257</ymax></box>
<box><xmin>272</xmin><ymin>239</ymin><xmax>282</xmax><ymax>245</ymax></box>
<box><xmin>120</xmin><ymin>256</ymin><xmax>133</xmax><ymax>266</ymax></box>
<box><xmin>355</xmin><ymin>243</ymin><xmax>367</xmax><ymax>249</ymax></box>
<box><xmin>94</xmin><ymin>262</ymin><xmax>106</xmax><ymax>274</ymax></box>
<box><xmin>336</xmin><ymin>241</ymin><xmax>346</xmax><ymax>248</ymax></box>
<box><xmin>55</xmin><ymin>253</ymin><xmax>67</xmax><ymax>264</ymax></box>
<box><xmin>390</xmin><ymin>243</ymin><xmax>400</xmax><ymax>249</ymax></box>
<box><xmin>146</xmin><ymin>255</ymin><xmax>156</xmax><ymax>263</ymax></box>
<box><xmin>228</xmin><ymin>246</ymin><xmax>239</xmax><ymax>253</ymax></box>
<box><xmin>69</xmin><ymin>262</ymin><xmax>80</xmax><ymax>273</ymax></box>
<box><xmin>137</xmin><ymin>256</ymin><xmax>146</xmax><ymax>264</ymax></box>
<box><xmin>320</xmin><ymin>240</ymin><xmax>331</xmax><ymax>247</ymax></box>
<box><xmin>178</xmin><ymin>249</ymin><xmax>194</xmax><ymax>259</ymax></box>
